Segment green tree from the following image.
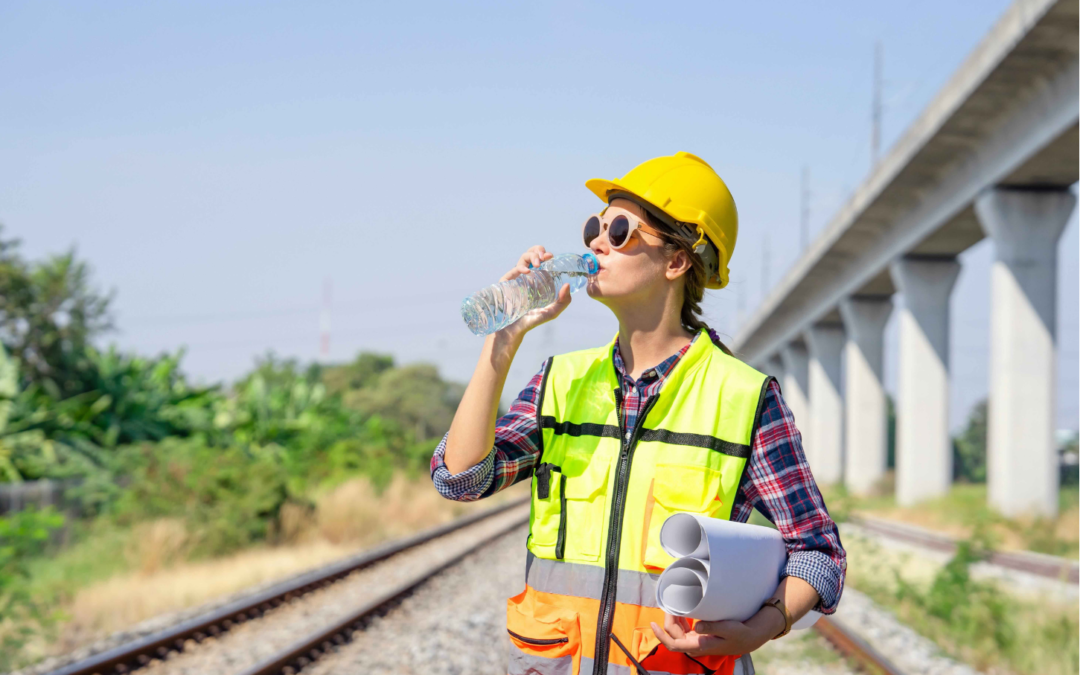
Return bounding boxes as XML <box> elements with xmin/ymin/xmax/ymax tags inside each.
<box><xmin>1061</xmin><ymin>432</ymin><xmax>1078</xmax><ymax>487</ymax></box>
<box><xmin>322</xmin><ymin>352</ymin><xmax>395</xmax><ymax>395</ymax></box>
<box><xmin>887</xmin><ymin>394</ymin><xmax>896</xmax><ymax>470</ymax></box>
<box><xmin>0</xmin><ymin>228</ymin><xmax>113</xmax><ymax>398</ymax></box>
<box><xmin>953</xmin><ymin>399</ymin><xmax>988</xmax><ymax>483</ymax></box>
<box><xmin>343</xmin><ymin>362</ymin><xmax>465</xmax><ymax>443</ymax></box>
<box><xmin>221</xmin><ymin>352</ymin><xmax>344</xmax><ymax>449</ymax></box>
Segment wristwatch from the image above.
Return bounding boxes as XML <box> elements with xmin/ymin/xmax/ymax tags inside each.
<box><xmin>761</xmin><ymin>597</ymin><xmax>792</xmax><ymax>639</ymax></box>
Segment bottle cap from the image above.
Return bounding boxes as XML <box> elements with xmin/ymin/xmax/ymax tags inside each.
<box><xmin>582</xmin><ymin>252</ymin><xmax>600</xmax><ymax>275</ymax></box>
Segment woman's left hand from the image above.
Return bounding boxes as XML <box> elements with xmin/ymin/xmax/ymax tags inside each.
<box><xmin>650</xmin><ymin>614</ymin><xmax>771</xmax><ymax>657</ymax></box>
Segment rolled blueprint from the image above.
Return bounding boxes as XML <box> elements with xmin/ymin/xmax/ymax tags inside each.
<box><xmin>655</xmin><ymin>512</ymin><xmax>821</xmax><ymax>628</ymax></box>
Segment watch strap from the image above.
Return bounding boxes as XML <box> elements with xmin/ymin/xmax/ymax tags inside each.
<box><xmin>762</xmin><ymin>597</ymin><xmax>792</xmax><ymax>639</ymax></box>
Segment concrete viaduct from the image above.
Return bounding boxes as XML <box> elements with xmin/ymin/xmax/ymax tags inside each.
<box><xmin>733</xmin><ymin>0</ymin><xmax>1078</xmax><ymax>516</ymax></box>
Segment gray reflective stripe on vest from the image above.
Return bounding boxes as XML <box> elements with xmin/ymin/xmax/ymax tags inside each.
<box><xmin>734</xmin><ymin>653</ymin><xmax>755</xmax><ymax>675</ymax></box>
<box><xmin>526</xmin><ymin>552</ymin><xmax>660</xmax><ymax>608</ymax></box>
<box><xmin>509</xmin><ymin>648</ymin><xmax>573</xmax><ymax>675</ymax></box>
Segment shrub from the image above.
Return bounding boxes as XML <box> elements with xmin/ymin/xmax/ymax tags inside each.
<box><xmin>952</xmin><ymin>400</ymin><xmax>988</xmax><ymax>483</ymax></box>
<box><xmin>0</xmin><ymin>508</ymin><xmax>64</xmax><ymax>669</ymax></box>
<box><xmin>113</xmin><ymin>439</ymin><xmax>290</xmax><ymax>557</ymax></box>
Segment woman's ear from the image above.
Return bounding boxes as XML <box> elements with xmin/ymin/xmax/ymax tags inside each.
<box><xmin>665</xmin><ymin>249</ymin><xmax>693</xmax><ymax>281</ymax></box>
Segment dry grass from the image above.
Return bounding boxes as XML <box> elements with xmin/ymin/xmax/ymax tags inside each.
<box><xmin>49</xmin><ymin>476</ymin><xmax>527</xmax><ymax>657</ymax></box>
<box><xmin>54</xmin><ymin>537</ymin><xmax>359</xmax><ymax>653</ymax></box>
<box><xmin>125</xmin><ymin>518</ymin><xmax>191</xmax><ymax>575</ymax></box>
<box><xmin>310</xmin><ymin>474</ymin><xmax>473</xmax><ymax>545</ymax></box>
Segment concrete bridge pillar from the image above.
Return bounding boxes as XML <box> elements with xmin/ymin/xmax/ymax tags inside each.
<box><xmin>890</xmin><ymin>256</ymin><xmax>960</xmax><ymax>506</ymax></box>
<box><xmin>780</xmin><ymin>342</ymin><xmax>812</xmax><ymax>466</ymax></box>
<box><xmin>804</xmin><ymin>323</ymin><xmax>845</xmax><ymax>486</ymax></box>
<box><xmin>975</xmin><ymin>188</ymin><xmax>1076</xmax><ymax>517</ymax></box>
<box><xmin>763</xmin><ymin>355</ymin><xmax>785</xmax><ymax>380</ymax></box>
<box><xmin>839</xmin><ymin>296</ymin><xmax>893</xmax><ymax>495</ymax></box>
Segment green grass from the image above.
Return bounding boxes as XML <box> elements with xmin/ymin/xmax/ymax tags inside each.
<box><xmin>846</xmin><ymin>531</ymin><xmax>1079</xmax><ymax>675</ymax></box>
<box><xmin>26</xmin><ymin>521</ymin><xmax>136</xmax><ymax>609</ymax></box>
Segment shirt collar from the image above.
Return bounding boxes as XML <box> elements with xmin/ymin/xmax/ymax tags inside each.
<box><xmin>612</xmin><ymin>326</ymin><xmax>723</xmax><ymax>385</ymax></box>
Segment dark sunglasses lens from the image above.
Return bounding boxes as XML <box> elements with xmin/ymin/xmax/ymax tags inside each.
<box><xmin>583</xmin><ymin>216</ymin><xmax>601</xmax><ymax>246</ymax></box>
<box><xmin>609</xmin><ymin>215</ymin><xmax>630</xmax><ymax>247</ymax></box>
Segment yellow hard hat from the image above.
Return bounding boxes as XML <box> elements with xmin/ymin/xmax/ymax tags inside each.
<box><xmin>585</xmin><ymin>151</ymin><xmax>737</xmax><ymax>289</ymax></box>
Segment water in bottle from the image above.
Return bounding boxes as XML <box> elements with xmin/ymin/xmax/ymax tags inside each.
<box><xmin>461</xmin><ymin>252</ymin><xmax>600</xmax><ymax>335</ymax></box>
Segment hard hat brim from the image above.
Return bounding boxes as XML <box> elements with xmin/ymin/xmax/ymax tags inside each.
<box><xmin>585</xmin><ymin>178</ymin><xmax>624</xmax><ymax>204</ymax></box>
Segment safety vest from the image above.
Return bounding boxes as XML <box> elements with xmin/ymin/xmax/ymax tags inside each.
<box><xmin>507</xmin><ymin>328</ymin><xmax>772</xmax><ymax>675</ymax></box>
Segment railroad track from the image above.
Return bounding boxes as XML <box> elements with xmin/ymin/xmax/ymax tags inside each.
<box><xmin>813</xmin><ymin>616</ymin><xmax>906</xmax><ymax>675</ymax></box>
<box><xmin>46</xmin><ymin>497</ymin><xmax>917</xmax><ymax>675</ymax></box>
<box><xmin>849</xmin><ymin>515</ymin><xmax>1079</xmax><ymax>584</ymax></box>
<box><xmin>815</xmin><ymin>512</ymin><xmax>1080</xmax><ymax>675</ymax></box>
<box><xmin>48</xmin><ymin>497</ymin><xmax>530</xmax><ymax>675</ymax></box>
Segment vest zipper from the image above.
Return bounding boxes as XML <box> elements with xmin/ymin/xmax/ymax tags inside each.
<box><xmin>555</xmin><ymin>473</ymin><xmax>568</xmax><ymax>559</ymax></box>
<box><xmin>592</xmin><ymin>390</ymin><xmax>659</xmax><ymax>675</ymax></box>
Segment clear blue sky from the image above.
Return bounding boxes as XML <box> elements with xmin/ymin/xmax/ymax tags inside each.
<box><xmin>2</xmin><ymin>0</ymin><xmax>1076</xmax><ymax>430</ymax></box>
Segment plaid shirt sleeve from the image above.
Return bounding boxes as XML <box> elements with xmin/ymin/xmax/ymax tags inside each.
<box><xmin>429</xmin><ymin>359</ymin><xmax>548</xmax><ymax>502</ymax></box>
<box><xmin>732</xmin><ymin>379</ymin><xmax>847</xmax><ymax>614</ymax></box>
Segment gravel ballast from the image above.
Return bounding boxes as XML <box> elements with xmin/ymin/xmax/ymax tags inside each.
<box><xmin>832</xmin><ymin>587</ymin><xmax>981</xmax><ymax>675</ymax></box>
<box><xmin>20</xmin><ymin>507</ymin><xmax>1000</xmax><ymax>675</ymax></box>
<box><xmin>307</xmin><ymin>525</ymin><xmax>861</xmax><ymax>675</ymax></box>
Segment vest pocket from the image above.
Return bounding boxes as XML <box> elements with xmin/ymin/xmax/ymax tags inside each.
<box><xmin>642</xmin><ymin>463</ymin><xmax>725</xmax><ymax>571</ymax></box>
<box><xmin>529</xmin><ymin>463</ymin><xmax>564</xmax><ymax>555</ymax></box>
<box><xmin>631</xmin><ymin>625</ymin><xmax>661</xmax><ymax>662</ymax></box>
<box><xmin>507</xmin><ymin>589</ymin><xmax>581</xmax><ymax>675</ymax></box>
<box><xmin>561</xmin><ymin>453</ymin><xmax>612</xmax><ymax>562</ymax></box>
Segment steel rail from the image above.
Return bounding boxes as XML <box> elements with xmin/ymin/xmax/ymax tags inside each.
<box><xmin>238</xmin><ymin>510</ymin><xmax>529</xmax><ymax>675</ymax></box>
<box><xmin>813</xmin><ymin>616</ymin><xmax>907</xmax><ymax>675</ymax></box>
<box><xmin>47</xmin><ymin>496</ymin><xmax>529</xmax><ymax>675</ymax></box>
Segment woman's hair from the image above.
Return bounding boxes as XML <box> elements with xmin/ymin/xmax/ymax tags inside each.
<box><xmin>640</xmin><ymin>208</ymin><xmax>734</xmax><ymax>356</ymax></box>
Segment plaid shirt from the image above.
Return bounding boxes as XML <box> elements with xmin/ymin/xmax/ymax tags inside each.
<box><xmin>430</xmin><ymin>328</ymin><xmax>846</xmax><ymax>614</ymax></box>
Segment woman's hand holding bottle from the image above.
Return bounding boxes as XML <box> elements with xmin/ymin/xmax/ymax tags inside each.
<box><xmin>444</xmin><ymin>245</ymin><xmax>573</xmax><ymax>474</ymax></box>
<box><xmin>494</xmin><ymin>245</ymin><xmax>573</xmax><ymax>340</ymax></box>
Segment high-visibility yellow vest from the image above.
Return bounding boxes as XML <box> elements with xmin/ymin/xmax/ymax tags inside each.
<box><xmin>507</xmin><ymin>328</ymin><xmax>772</xmax><ymax>675</ymax></box>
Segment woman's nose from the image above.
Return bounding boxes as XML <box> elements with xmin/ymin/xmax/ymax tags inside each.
<box><xmin>590</xmin><ymin>223</ymin><xmax>609</xmax><ymax>255</ymax></box>
<box><xmin>589</xmin><ymin>232</ymin><xmax>607</xmax><ymax>255</ymax></box>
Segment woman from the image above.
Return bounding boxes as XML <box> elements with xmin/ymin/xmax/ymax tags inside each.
<box><xmin>431</xmin><ymin>152</ymin><xmax>845</xmax><ymax>675</ymax></box>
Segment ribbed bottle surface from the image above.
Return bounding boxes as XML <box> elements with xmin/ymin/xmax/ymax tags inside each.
<box><xmin>461</xmin><ymin>253</ymin><xmax>598</xmax><ymax>336</ymax></box>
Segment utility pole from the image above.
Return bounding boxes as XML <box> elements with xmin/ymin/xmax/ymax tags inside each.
<box><xmin>872</xmin><ymin>41</ymin><xmax>883</xmax><ymax>166</ymax></box>
<box><xmin>800</xmin><ymin>165</ymin><xmax>810</xmax><ymax>250</ymax></box>
<box><xmin>319</xmin><ymin>277</ymin><xmax>332</xmax><ymax>361</ymax></box>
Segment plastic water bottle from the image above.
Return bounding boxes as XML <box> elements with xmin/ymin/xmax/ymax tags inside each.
<box><xmin>461</xmin><ymin>252</ymin><xmax>600</xmax><ymax>336</ymax></box>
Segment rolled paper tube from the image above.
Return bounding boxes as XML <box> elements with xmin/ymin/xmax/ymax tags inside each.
<box><xmin>659</xmin><ymin>511</ymin><xmax>711</xmax><ymax>560</ymax></box>
<box><xmin>657</xmin><ymin>558</ymin><xmax>710</xmax><ymax>615</ymax></box>
<box><xmin>655</xmin><ymin>513</ymin><xmax>821</xmax><ymax>628</ymax></box>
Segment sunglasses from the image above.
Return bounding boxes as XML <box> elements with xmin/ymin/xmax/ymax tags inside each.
<box><xmin>582</xmin><ymin>211</ymin><xmax>665</xmax><ymax>250</ymax></box>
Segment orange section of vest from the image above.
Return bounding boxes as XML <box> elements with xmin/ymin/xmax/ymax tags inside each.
<box><xmin>508</xmin><ymin>584</ymin><xmax>737</xmax><ymax>675</ymax></box>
